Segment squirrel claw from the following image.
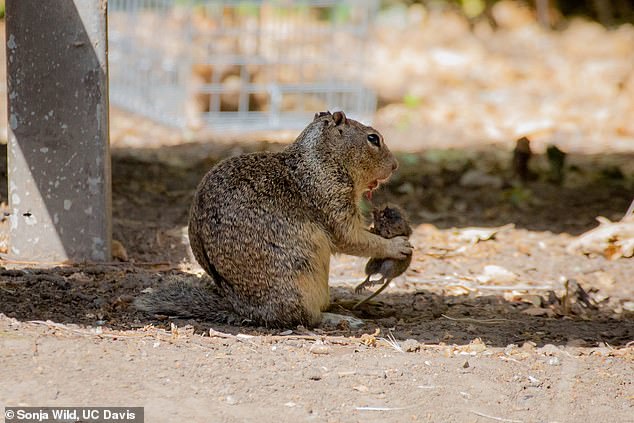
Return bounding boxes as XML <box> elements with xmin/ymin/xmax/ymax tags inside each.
<box><xmin>354</xmin><ymin>276</ymin><xmax>383</xmax><ymax>293</ymax></box>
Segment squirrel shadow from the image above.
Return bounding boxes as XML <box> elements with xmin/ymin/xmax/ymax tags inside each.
<box><xmin>0</xmin><ymin>267</ymin><xmax>631</xmax><ymax>348</ymax></box>
<box><xmin>327</xmin><ymin>286</ymin><xmax>633</xmax><ymax>348</ymax></box>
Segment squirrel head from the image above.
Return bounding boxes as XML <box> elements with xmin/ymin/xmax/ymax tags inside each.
<box><xmin>372</xmin><ymin>205</ymin><xmax>412</xmax><ymax>238</ymax></box>
<box><xmin>307</xmin><ymin>111</ymin><xmax>399</xmax><ymax>200</ymax></box>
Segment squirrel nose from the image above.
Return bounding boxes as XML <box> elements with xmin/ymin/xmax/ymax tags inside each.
<box><xmin>391</xmin><ymin>160</ymin><xmax>399</xmax><ymax>172</ymax></box>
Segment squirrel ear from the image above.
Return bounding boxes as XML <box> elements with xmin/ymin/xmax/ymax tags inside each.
<box><xmin>332</xmin><ymin>111</ymin><xmax>347</xmax><ymax>126</ymax></box>
<box><xmin>313</xmin><ymin>111</ymin><xmax>331</xmax><ymax>121</ymax></box>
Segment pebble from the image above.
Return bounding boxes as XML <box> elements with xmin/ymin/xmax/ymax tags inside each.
<box><xmin>623</xmin><ymin>301</ymin><xmax>634</xmax><ymax>312</ymax></box>
<box><xmin>522</xmin><ymin>307</ymin><xmax>551</xmax><ymax>316</ymax></box>
<box><xmin>304</xmin><ymin>368</ymin><xmax>322</xmax><ymax>381</ymax></box>
<box><xmin>547</xmin><ymin>357</ymin><xmax>561</xmax><ymax>366</ymax></box>
<box><xmin>401</xmin><ymin>339</ymin><xmax>421</xmax><ymax>352</ymax></box>
<box><xmin>309</xmin><ymin>343</ymin><xmax>332</xmax><ymax>355</ymax></box>
<box><xmin>527</xmin><ymin>375</ymin><xmax>541</xmax><ymax>387</ymax></box>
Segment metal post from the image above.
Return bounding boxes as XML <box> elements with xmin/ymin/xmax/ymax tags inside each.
<box><xmin>5</xmin><ymin>0</ymin><xmax>111</xmax><ymax>263</ymax></box>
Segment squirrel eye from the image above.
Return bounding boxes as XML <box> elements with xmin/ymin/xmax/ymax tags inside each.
<box><xmin>367</xmin><ymin>134</ymin><xmax>380</xmax><ymax>147</ymax></box>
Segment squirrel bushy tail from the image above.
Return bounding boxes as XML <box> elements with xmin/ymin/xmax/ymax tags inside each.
<box><xmin>134</xmin><ymin>280</ymin><xmax>234</xmax><ymax>322</ymax></box>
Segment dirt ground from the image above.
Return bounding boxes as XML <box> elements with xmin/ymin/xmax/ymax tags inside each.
<box><xmin>2</xmin><ymin>5</ymin><xmax>634</xmax><ymax>423</ymax></box>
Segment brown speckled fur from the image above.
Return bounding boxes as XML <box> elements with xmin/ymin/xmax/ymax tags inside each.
<box><xmin>135</xmin><ymin>111</ymin><xmax>412</xmax><ymax>328</ymax></box>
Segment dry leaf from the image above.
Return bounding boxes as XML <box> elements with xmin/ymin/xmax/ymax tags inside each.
<box><xmin>444</xmin><ymin>285</ymin><xmax>472</xmax><ymax>296</ymax></box>
<box><xmin>477</xmin><ymin>265</ymin><xmax>518</xmax><ymax>284</ymax></box>
<box><xmin>567</xmin><ymin>216</ymin><xmax>634</xmax><ymax>259</ymax></box>
<box><xmin>360</xmin><ymin>328</ymin><xmax>380</xmax><ymax>347</ymax></box>
<box><xmin>522</xmin><ymin>307</ymin><xmax>553</xmax><ymax>317</ymax></box>
<box><xmin>453</xmin><ymin>224</ymin><xmax>514</xmax><ymax>244</ymax></box>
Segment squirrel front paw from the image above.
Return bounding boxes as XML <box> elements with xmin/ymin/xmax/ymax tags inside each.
<box><xmin>386</xmin><ymin>236</ymin><xmax>413</xmax><ymax>259</ymax></box>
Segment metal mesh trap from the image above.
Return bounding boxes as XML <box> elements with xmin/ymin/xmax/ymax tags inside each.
<box><xmin>108</xmin><ymin>0</ymin><xmax>378</xmax><ymax>132</ymax></box>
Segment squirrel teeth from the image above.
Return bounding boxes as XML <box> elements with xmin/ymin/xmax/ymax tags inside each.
<box><xmin>366</xmin><ymin>180</ymin><xmax>380</xmax><ymax>200</ymax></box>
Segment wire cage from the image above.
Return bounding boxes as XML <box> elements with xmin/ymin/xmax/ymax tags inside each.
<box><xmin>108</xmin><ymin>0</ymin><xmax>379</xmax><ymax>132</ymax></box>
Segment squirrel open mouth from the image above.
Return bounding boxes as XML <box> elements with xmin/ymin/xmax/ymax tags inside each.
<box><xmin>364</xmin><ymin>178</ymin><xmax>387</xmax><ymax>200</ymax></box>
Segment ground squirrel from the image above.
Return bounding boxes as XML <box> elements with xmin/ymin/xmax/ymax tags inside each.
<box><xmin>135</xmin><ymin>111</ymin><xmax>413</xmax><ymax>327</ymax></box>
<box><xmin>354</xmin><ymin>205</ymin><xmax>413</xmax><ymax>308</ymax></box>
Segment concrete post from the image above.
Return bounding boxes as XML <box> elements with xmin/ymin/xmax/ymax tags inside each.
<box><xmin>5</xmin><ymin>0</ymin><xmax>111</xmax><ymax>263</ymax></box>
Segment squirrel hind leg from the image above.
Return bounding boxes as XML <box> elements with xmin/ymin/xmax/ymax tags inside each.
<box><xmin>226</xmin><ymin>269</ymin><xmax>330</xmax><ymax>329</ymax></box>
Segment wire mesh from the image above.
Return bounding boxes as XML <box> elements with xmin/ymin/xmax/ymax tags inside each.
<box><xmin>108</xmin><ymin>0</ymin><xmax>378</xmax><ymax>132</ymax></box>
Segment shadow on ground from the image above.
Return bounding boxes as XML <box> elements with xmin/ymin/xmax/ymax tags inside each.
<box><xmin>0</xmin><ymin>266</ymin><xmax>632</xmax><ymax>347</ymax></box>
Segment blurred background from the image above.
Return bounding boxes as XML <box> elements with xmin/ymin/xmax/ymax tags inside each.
<box><xmin>2</xmin><ymin>0</ymin><xmax>632</xmax><ymax>151</ymax></box>
<box><xmin>101</xmin><ymin>0</ymin><xmax>634</xmax><ymax>154</ymax></box>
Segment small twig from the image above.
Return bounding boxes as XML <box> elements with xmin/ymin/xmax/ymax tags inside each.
<box><xmin>208</xmin><ymin>328</ymin><xmax>235</xmax><ymax>339</ymax></box>
<box><xmin>441</xmin><ymin>314</ymin><xmax>517</xmax><ymax>325</ymax></box>
<box><xmin>380</xmin><ymin>332</ymin><xmax>404</xmax><ymax>353</ymax></box>
<box><xmin>0</xmin><ymin>285</ymin><xmax>15</xmax><ymax>294</ymax></box>
<box><xmin>470</xmin><ymin>410</ymin><xmax>523</xmax><ymax>423</ymax></box>
<box><xmin>355</xmin><ymin>405</ymin><xmax>417</xmax><ymax>412</ymax></box>
<box><xmin>623</xmin><ymin>198</ymin><xmax>634</xmax><ymax>221</ymax></box>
